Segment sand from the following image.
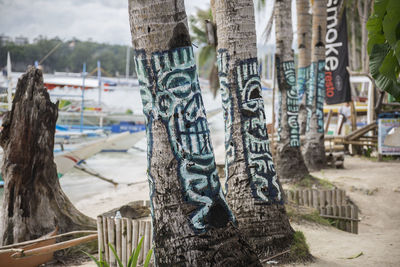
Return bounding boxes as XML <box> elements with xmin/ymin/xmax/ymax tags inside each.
<box><xmin>67</xmin><ymin>156</ymin><xmax>400</xmax><ymax>267</ymax></box>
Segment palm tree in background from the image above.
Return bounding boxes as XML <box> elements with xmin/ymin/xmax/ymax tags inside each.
<box><xmin>296</xmin><ymin>0</ymin><xmax>312</xmax><ymax>135</ymax></box>
<box><xmin>189</xmin><ymin>7</ymin><xmax>219</xmax><ymax>97</ymax></box>
<box><xmin>302</xmin><ymin>0</ymin><xmax>327</xmax><ymax>171</ymax></box>
<box><xmin>274</xmin><ymin>0</ymin><xmax>309</xmax><ymax>180</ymax></box>
<box><xmin>127</xmin><ymin>0</ymin><xmax>261</xmax><ymax>265</ymax></box>
<box><xmin>211</xmin><ymin>0</ymin><xmax>295</xmax><ymax>259</ymax></box>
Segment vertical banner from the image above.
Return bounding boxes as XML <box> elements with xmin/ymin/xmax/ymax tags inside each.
<box><xmin>325</xmin><ymin>1</ymin><xmax>351</xmax><ymax>104</ymax></box>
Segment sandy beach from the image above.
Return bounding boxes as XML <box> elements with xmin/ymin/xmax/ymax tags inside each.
<box><xmin>63</xmin><ymin>154</ymin><xmax>400</xmax><ymax>267</ymax></box>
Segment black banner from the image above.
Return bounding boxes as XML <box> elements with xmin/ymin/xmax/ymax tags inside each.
<box><xmin>325</xmin><ymin>1</ymin><xmax>351</xmax><ymax>104</ymax></box>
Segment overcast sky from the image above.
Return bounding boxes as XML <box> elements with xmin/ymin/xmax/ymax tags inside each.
<box><xmin>0</xmin><ymin>0</ymin><xmax>279</xmax><ymax>46</ymax></box>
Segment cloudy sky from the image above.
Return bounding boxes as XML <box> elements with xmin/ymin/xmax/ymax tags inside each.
<box><xmin>0</xmin><ymin>0</ymin><xmax>280</xmax><ymax>46</ymax></box>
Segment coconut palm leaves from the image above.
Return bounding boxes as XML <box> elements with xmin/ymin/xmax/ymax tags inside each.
<box><xmin>189</xmin><ymin>7</ymin><xmax>219</xmax><ymax>97</ymax></box>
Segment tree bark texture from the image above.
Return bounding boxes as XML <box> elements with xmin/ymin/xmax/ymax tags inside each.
<box><xmin>128</xmin><ymin>1</ymin><xmax>261</xmax><ymax>266</ymax></box>
<box><xmin>0</xmin><ymin>67</ymin><xmax>95</xmax><ymax>246</ymax></box>
<box><xmin>274</xmin><ymin>0</ymin><xmax>309</xmax><ymax>180</ymax></box>
<box><xmin>211</xmin><ymin>0</ymin><xmax>294</xmax><ymax>259</ymax></box>
<box><xmin>357</xmin><ymin>0</ymin><xmax>371</xmax><ymax>72</ymax></box>
<box><xmin>303</xmin><ymin>0</ymin><xmax>327</xmax><ymax>171</ymax></box>
<box><xmin>296</xmin><ymin>0</ymin><xmax>312</xmax><ymax>135</ymax></box>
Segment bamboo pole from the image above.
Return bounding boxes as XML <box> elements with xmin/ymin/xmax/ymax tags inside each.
<box><xmin>138</xmin><ymin>221</ymin><xmax>145</xmax><ymax>264</ymax></box>
<box><xmin>107</xmin><ymin>217</ymin><xmax>115</xmax><ymax>265</ymax></box>
<box><xmin>116</xmin><ymin>219</ymin><xmax>122</xmax><ymax>263</ymax></box>
<box><xmin>132</xmin><ymin>221</ymin><xmax>139</xmax><ymax>253</ymax></box>
<box><xmin>103</xmin><ymin>216</ymin><xmax>109</xmax><ymax>262</ymax></box>
<box><xmin>127</xmin><ymin>219</ymin><xmax>132</xmax><ymax>261</ymax></box>
<box><xmin>121</xmin><ymin>219</ymin><xmax>127</xmax><ymax>266</ymax></box>
<box><xmin>143</xmin><ymin>221</ymin><xmax>151</xmax><ymax>261</ymax></box>
<box><xmin>97</xmin><ymin>217</ymin><xmax>104</xmax><ymax>260</ymax></box>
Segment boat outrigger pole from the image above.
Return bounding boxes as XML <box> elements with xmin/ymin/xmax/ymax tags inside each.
<box><xmin>80</xmin><ymin>63</ymin><xmax>86</xmax><ymax>132</ymax></box>
<box><xmin>7</xmin><ymin>52</ymin><xmax>12</xmax><ymax>111</ymax></box>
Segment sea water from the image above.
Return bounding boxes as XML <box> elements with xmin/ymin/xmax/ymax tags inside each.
<box><xmin>0</xmin><ymin>84</ymin><xmax>273</xmax><ymax>207</ymax></box>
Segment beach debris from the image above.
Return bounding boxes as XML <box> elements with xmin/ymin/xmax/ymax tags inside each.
<box><xmin>346</xmin><ymin>251</ymin><xmax>364</xmax><ymax>259</ymax></box>
<box><xmin>0</xmin><ymin>67</ymin><xmax>95</xmax><ymax>246</ymax></box>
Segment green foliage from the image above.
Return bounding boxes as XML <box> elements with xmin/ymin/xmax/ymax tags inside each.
<box><xmin>0</xmin><ymin>36</ymin><xmax>134</xmax><ymax>76</ymax></box>
<box><xmin>295</xmin><ymin>174</ymin><xmax>334</xmax><ymax>190</ymax></box>
<box><xmin>288</xmin><ymin>231</ymin><xmax>311</xmax><ymax>262</ymax></box>
<box><xmin>300</xmin><ymin>211</ymin><xmax>332</xmax><ymax>226</ymax></box>
<box><xmin>367</xmin><ymin>0</ymin><xmax>400</xmax><ymax>101</ymax></box>
<box><xmin>189</xmin><ymin>7</ymin><xmax>215</xmax><ymax>72</ymax></box>
<box><xmin>83</xmin><ymin>236</ymin><xmax>153</xmax><ymax>267</ymax></box>
<box><xmin>286</xmin><ymin>204</ymin><xmax>332</xmax><ymax>227</ymax></box>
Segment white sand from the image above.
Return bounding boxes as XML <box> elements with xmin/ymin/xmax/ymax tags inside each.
<box><xmin>69</xmin><ymin>156</ymin><xmax>400</xmax><ymax>267</ymax></box>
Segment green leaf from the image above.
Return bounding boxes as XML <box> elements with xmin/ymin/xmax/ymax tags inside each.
<box><xmin>367</xmin><ymin>16</ymin><xmax>386</xmax><ymax>54</ymax></box>
<box><xmin>81</xmin><ymin>250</ymin><xmax>102</xmax><ymax>267</ymax></box>
<box><xmin>108</xmin><ymin>243</ymin><xmax>123</xmax><ymax>267</ymax></box>
<box><xmin>346</xmin><ymin>251</ymin><xmax>364</xmax><ymax>259</ymax></box>
<box><xmin>143</xmin><ymin>248</ymin><xmax>153</xmax><ymax>267</ymax></box>
<box><xmin>382</xmin><ymin>0</ymin><xmax>400</xmax><ymax>48</ymax></box>
<box><xmin>369</xmin><ymin>43</ymin><xmax>400</xmax><ymax>102</ymax></box>
<box><xmin>373</xmin><ymin>0</ymin><xmax>389</xmax><ymax>20</ymax></box>
<box><xmin>198</xmin><ymin>45</ymin><xmax>213</xmax><ymax>67</ymax></box>
<box><xmin>379</xmin><ymin>50</ymin><xmax>399</xmax><ymax>79</ymax></box>
<box><xmin>369</xmin><ymin>43</ymin><xmax>390</xmax><ymax>79</ymax></box>
<box><xmin>394</xmin><ymin>40</ymin><xmax>400</xmax><ymax>65</ymax></box>
<box><xmin>131</xmin><ymin>237</ymin><xmax>144</xmax><ymax>267</ymax></box>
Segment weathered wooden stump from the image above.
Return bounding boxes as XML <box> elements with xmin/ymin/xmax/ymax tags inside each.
<box><xmin>0</xmin><ymin>67</ymin><xmax>95</xmax><ymax>246</ymax></box>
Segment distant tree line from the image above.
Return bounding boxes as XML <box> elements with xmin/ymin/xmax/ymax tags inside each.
<box><xmin>0</xmin><ymin>36</ymin><xmax>136</xmax><ymax>77</ymax></box>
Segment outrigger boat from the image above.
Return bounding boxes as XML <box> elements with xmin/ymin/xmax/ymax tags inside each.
<box><xmin>0</xmin><ymin>131</ymin><xmax>145</xmax><ymax>187</ymax></box>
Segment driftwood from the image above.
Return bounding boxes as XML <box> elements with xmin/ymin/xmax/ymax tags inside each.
<box><xmin>0</xmin><ymin>67</ymin><xmax>95</xmax><ymax>246</ymax></box>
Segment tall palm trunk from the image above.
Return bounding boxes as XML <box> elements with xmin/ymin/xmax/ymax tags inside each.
<box><xmin>211</xmin><ymin>0</ymin><xmax>294</xmax><ymax>259</ymax></box>
<box><xmin>296</xmin><ymin>0</ymin><xmax>312</xmax><ymax>135</ymax></box>
<box><xmin>274</xmin><ymin>0</ymin><xmax>309</xmax><ymax>180</ymax></box>
<box><xmin>127</xmin><ymin>0</ymin><xmax>260</xmax><ymax>265</ymax></box>
<box><xmin>303</xmin><ymin>0</ymin><xmax>327</xmax><ymax>171</ymax></box>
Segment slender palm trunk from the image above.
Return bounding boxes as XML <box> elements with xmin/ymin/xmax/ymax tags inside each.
<box><xmin>128</xmin><ymin>0</ymin><xmax>260</xmax><ymax>265</ymax></box>
<box><xmin>349</xmin><ymin>3</ymin><xmax>359</xmax><ymax>71</ymax></box>
<box><xmin>296</xmin><ymin>0</ymin><xmax>312</xmax><ymax>135</ymax></box>
<box><xmin>211</xmin><ymin>0</ymin><xmax>294</xmax><ymax>259</ymax></box>
<box><xmin>274</xmin><ymin>0</ymin><xmax>309</xmax><ymax>180</ymax></box>
<box><xmin>303</xmin><ymin>0</ymin><xmax>327</xmax><ymax>171</ymax></box>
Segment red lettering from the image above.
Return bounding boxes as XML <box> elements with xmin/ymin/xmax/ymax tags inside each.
<box><xmin>325</xmin><ymin>71</ymin><xmax>335</xmax><ymax>98</ymax></box>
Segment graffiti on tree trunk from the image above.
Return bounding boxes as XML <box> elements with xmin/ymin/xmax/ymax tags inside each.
<box><xmin>297</xmin><ymin>65</ymin><xmax>310</xmax><ymax>102</ymax></box>
<box><xmin>217</xmin><ymin>50</ymin><xmax>235</xmax><ymax>184</ymax></box>
<box><xmin>217</xmin><ymin>50</ymin><xmax>281</xmax><ymax>203</ymax></box>
<box><xmin>276</xmin><ymin>59</ymin><xmax>301</xmax><ymax>147</ymax></box>
<box><xmin>134</xmin><ymin>46</ymin><xmax>235</xmax><ymax>233</ymax></box>
<box><xmin>316</xmin><ymin>60</ymin><xmax>325</xmax><ymax>133</ymax></box>
<box><xmin>305</xmin><ymin>60</ymin><xmax>325</xmax><ymax>132</ymax></box>
<box><xmin>236</xmin><ymin>58</ymin><xmax>282</xmax><ymax>203</ymax></box>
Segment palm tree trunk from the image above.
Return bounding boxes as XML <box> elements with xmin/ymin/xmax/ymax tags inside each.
<box><xmin>303</xmin><ymin>0</ymin><xmax>327</xmax><ymax>171</ymax></box>
<box><xmin>128</xmin><ymin>0</ymin><xmax>261</xmax><ymax>265</ymax></box>
<box><xmin>349</xmin><ymin>3</ymin><xmax>359</xmax><ymax>71</ymax></box>
<box><xmin>211</xmin><ymin>0</ymin><xmax>294</xmax><ymax>259</ymax></box>
<box><xmin>296</xmin><ymin>0</ymin><xmax>312</xmax><ymax>135</ymax></box>
<box><xmin>274</xmin><ymin>0</ymin><xmax>309</xmax><ymax>180</ymax></box>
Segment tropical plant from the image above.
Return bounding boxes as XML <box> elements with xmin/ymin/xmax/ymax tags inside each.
<box><xmin>189</xmin><ymin>7</ymin><xmax>219</xmax><ymax>97</ymax></box>
<box><xmin>82</xmin><ymin>237</ymin><xmax>153</xmax><ymax>267</ymax></box>
<box><xmin>367</xmin><ymin>0</ymin><xmax>400</xmax><ymax>101</ymax></box>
